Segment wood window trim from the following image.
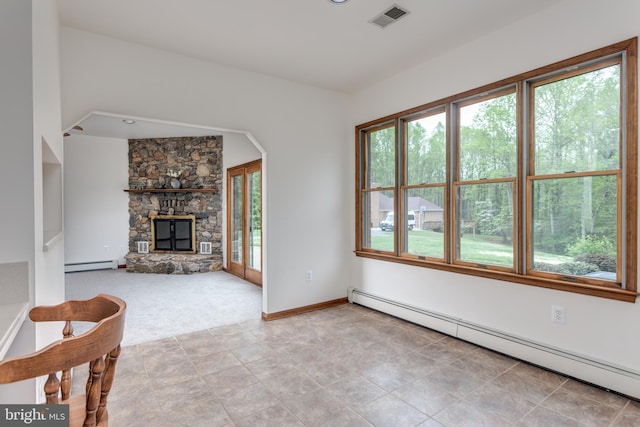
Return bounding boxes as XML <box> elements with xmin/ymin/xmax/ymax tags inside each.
<box><xmin>353</xmin><ymin>250</ymin><xmax>637</xmax><ymax>302</ymax></box>
<box><xmin>355</xmin><ymin>38</ymin><xmax>638</xmax><ymax>302</ymax></box>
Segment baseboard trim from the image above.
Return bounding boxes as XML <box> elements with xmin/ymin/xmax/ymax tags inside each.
<box><xmin>348</xmin><ymin>288</ymin><xmax>640</xmax><ymax>400</ymax></box>
<box><xmin>65</xmin><ymin>260</ymin><xmax>118</xmax><ymax>273</ymax></box>
<box><xmin>262</xmin><ymin>297</ymin><xmax>348</xmax><ymax>321</ymax></box>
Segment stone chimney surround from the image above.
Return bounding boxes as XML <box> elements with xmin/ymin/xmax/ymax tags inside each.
<box><xmin>124</xmin><ymin>136</ymin><xmax>223</xmax><ymax>274</ymax></box>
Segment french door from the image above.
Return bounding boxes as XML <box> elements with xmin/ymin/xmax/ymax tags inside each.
<box><xmin>227</xmin><ymin>159</ymin><xmax>262</xmax><ymax>286</ymax></box>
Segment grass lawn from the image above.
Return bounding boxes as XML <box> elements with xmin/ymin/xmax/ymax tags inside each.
<box><xmin>370</xmin><ymin>229</ymin><xmax>573</xmax><ymax>267</ymax></box>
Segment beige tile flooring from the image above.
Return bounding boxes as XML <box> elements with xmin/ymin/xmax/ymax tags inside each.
<box><xmin>100</xmin><ymin>303</ymin><xmax>639</xmax><ymax>427</ymax></box>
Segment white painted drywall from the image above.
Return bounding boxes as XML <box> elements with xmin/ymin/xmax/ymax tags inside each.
<box><xmin>223</xmin><ymin>132</ymin><xmax>262</xmax><ymax>171</ymax></box>
<box><xmin>0</xmin><ymin>1</ymin><xmax>35</xmax><ymax>269</ymax></box>
<box><xmin>0</xmin><ymin>0</ymin><xmax>64</xmax><ymax>403</ymax></box>
<box><xmin>351</xmin><ymin>0</ymin><xmax>640</xmax><ymax>394</ymax></box>
<box><xmin>59</xmin><ymin>27</ymin><xmax>352</xmax><ymax>315</ymax></box>
<box><xmin>64</xmin><ymin>135</ymin><xmax>129</xmax><ymax>265</ymax></box>
<box><xmin>0</xmin><ymin>0</ymin><xmax>37</xmax><ymax>404</ymax></box>
<box><xmin>32</xmin><ymin>0</ymin><xmax>65</xmax><ymax>348</ymax></box>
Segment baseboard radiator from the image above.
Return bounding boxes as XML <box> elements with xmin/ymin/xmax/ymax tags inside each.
<box><xmin>64</xmin><ymin>260</ymin><xmax>118</xmax><ymax>273</ymax></box>
<box><xmin>348</xmin><ymin>288</ymin><xmax>640</xmax><ymax>399</ymax></box>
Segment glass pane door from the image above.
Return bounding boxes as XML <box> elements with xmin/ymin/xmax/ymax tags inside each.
<box><xmin>227</xmin><ymin>160</ymin><xmax>262</xmax><ymax>285</ymax></box>
<box><xmin>245</xmin><ymin>163</ymin><xmax>262</xmax><ymax>284</ymax></box>
<box><xmin>247</xmin><ymin>169</ymin><xmax>261</xmax><ymax>271</ymax></box>
<box><xmin>228</xmin><ymin>171</ymin><xmax>244</xmax><ymax>277</ymax></box>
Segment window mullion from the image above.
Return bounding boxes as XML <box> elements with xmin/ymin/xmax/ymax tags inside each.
<box><xmin>396</xmin><ymin>118</ymin><xmax>403</xmax><ymax>257</ymax></box>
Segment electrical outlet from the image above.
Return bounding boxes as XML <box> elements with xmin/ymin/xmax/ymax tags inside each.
<box><xmin>103</xmin><ymin>245</ymin><xmax>109</xmax><ymax>253</ymax></box>
<box><xmin>119</xmin><ymin>245</ymin><xmax>125</xmax><ymax>253</ymax></box>
<box><xmin>551</xmin><ymin>305</ymin><xmax>566</xmax><ymax>324</ymax></box>
<box><xmin>306</xmin><ymin>270</ymin><xmax>313</xmax><ymax>281</ymax></box>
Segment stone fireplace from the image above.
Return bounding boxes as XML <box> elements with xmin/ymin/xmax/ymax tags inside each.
<box><xmin>124</xmin><ymin>136</ymin><xmax>223</xmax><ymax>274</ymax></box>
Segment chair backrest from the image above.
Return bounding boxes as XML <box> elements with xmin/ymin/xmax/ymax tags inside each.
<box><xmin>0</xmin><ymin>294</ymin><xmax>126</xmax><ymax>427</ymax></box>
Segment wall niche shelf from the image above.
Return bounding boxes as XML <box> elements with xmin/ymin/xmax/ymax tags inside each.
<box><xmin>124</xmin><ymin>189</ymin><xmax>218</xmax><ymax>194</ymax></box>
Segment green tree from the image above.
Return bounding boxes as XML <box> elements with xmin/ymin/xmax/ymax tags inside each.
<box><xmin>457</xmin><ymin>93</ymin><xmax>516</xmax><ymax>247</ymax></box>
<box><xmin>368</xmin><ymin>126</ymin><xmax>396</xmax><ymax>188</ymax></box>
<box><xmin>459</xmin><ymin>93</ymin><xmax>517</xmax><ymax>180</ymax></box>
<box><xmin>533</xmin><ymin>65</ymin><xmax>619</xmax><ymax>254</ymax></box>
<box><xmin>407</xmin><ymin>118</ymin><xmax>446</xmax><ymax>185</ymax></box>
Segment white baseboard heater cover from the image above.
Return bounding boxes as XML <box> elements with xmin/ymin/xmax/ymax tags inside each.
<box><xmin>348</xmin><ymin>288</ymin><xmax>640</xmax><ymax>400</ymax></box>
<box><xmin>65</xmin><ymin>260</ymin><xmax>118</xmax><ymax>273</ymax></box>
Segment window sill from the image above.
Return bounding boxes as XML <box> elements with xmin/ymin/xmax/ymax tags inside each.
<box><xmin>355</xmin><ymin>250</ymin><xmax>638</xmax><ymax>303</ymax></box>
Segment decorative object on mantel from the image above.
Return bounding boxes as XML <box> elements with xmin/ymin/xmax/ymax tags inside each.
<box><xmin>167</xmin><ymin>169</ymin><xmax>182</xmax><ymax>189</ymax></box>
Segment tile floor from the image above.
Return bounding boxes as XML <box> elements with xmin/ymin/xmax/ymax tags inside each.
<box><xmin>98</xmin><ymin>303</ymin><xmax>639</xmax><ymax>427</ymax></box>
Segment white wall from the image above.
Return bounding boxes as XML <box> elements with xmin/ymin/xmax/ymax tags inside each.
<box><xmin>64</xmin><ymin>135</ymin><xmax>129</xmax><ymax>265</ymax></box>
<box><xmin>0</xmin><ymin>0</ymin><xmax>37</xmax><ymax>404</ymax></box>
<box><xmin>60</xmin><ymin>27</ymin><xmax>352</xmax><ymax>314</ymax></box>
<box><xmin>32</xmin><ymin>0</ymin><xmax>65</xmax><ymax>349</ymax></box>
<box><xmin>0</xmin><ymin>0</ymin><xmax>64</xmax><ymax>403</ymax></box>
<box><xmin>223</xmin><ymin>132</ymin><xmax>262</xmax><ymax>171</ymax></box>
<box><xmin>0</xmin><ymin>1</ymin><xmax>34</xmax><ymax>264</ymax></box>
<box><xmin>352</xmin><ymin>0</ymin><xmax>640</xmax><ymax>397</ymax></box>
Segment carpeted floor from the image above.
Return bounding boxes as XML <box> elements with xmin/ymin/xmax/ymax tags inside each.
<box><xmin>65</xmin><ymin>269</ymin><xmax>262</xmax><ymax>346</ymax></box>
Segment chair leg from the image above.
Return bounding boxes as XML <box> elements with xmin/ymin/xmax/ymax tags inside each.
<box><xmin>96</xmin><ymin>345</ymin><xmax>121</xmax><ymax>424</ymax></box>
<box><xmin>83</xmin><ymin>356</ymin><xmax>105</xmax><ymax>427</ymax></box>
<box><xmin>61</xmin><ymin>320</ymin><xmax>74</xmax><ymax>400</ymax></box>
<box><xmin>44</xmin><ymin>373</ymin><xmax>59</xmax><ymax>404</ymax></box>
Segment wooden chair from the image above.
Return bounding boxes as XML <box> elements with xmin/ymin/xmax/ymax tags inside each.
<box><xmin>0</xmin><ymin>294</ymin><xmax>126</xmax><ymax>427</ymax></box>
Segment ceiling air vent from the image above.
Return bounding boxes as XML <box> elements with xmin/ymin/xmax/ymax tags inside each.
<box><xmin>370</xmin><ymin>4</ymin><xmax>410</xmax><ymax>29</ymax></box>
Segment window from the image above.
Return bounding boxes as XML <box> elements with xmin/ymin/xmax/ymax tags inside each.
<box><xmin>360</xmin><ymin>123</ymin><xmax>397</xmax><ymax>253</ymax></box>
<box><xmin>454</xmin><ymin>89</ymin><xmax>517</xmax><ymax>271</ymax></box>
<box><xmin>528</xmin><ymin>61</ymin><xmax>622</xmax><ymax>286</ymax></box>
<box><xmin>355</xmin><ymin>38</ymin><xmax>637</xmax><ymax>301</ymax></box>
<box><xmin>403</xmin><ymin>109</ymin><xmax>447</xmax><ymax>260</ymax></box>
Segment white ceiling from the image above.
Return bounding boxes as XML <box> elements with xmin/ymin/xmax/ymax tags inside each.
<box><xmin>58</xmin><ymin>0</ymin><xmax>565</xmax><ymax>94</ymax></box>
<box><xmin>58</xmin><ymin>0</ymin><xmax>565</xmax><ymax>139</ymax></box>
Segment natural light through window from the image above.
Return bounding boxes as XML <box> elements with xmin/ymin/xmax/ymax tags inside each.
<box><xmin>355</xmin><ymin>38</ymin><xmax>637</xmax><ymax>302</ymax></box>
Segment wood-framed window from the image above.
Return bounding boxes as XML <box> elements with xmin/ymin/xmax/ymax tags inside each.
<box><xmin>401</xmin><ymin>107</ymin><xmax>448</xmax><ymax>261</ymax></box>
<box><xmin>355</xmin><ymin>38</ymin><xmax>638</xmax><ymax>302</ymax></box>
<box><xmin>360</xmin><ymin>122</ymin><xmax>397</xmax><ymax>254</ymax></box>
<box><xmin>453</xmin><ymin>87</ymin><xmax>518</xmax><ymax>272</ymax></box>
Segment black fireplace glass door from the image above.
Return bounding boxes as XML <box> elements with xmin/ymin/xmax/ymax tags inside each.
<box><xmin>174</xmin><ymin>220</ymin><xmax>192</xmax><ymax>250</ymax></box>
<box><xmin>153</xmin><ymin>218</ymin><xmax>194</xmax><ymax>251</ymax></box>
<box><xmin>154</xmin><ymin>219</ymin><xmax>173</xmax><ymax>250</ymax></box>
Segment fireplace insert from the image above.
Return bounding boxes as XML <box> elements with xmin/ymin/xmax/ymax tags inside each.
<box><xmin>151</xmin><ymin>215</ymin><xmax>195</xmax><ymax>252</ymax></box>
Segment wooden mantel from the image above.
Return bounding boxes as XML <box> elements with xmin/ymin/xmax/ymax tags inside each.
<box><xmin>124</xmin><ymin>189</ymin><xmax>218</xmax><ymax>193</ymax></box>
